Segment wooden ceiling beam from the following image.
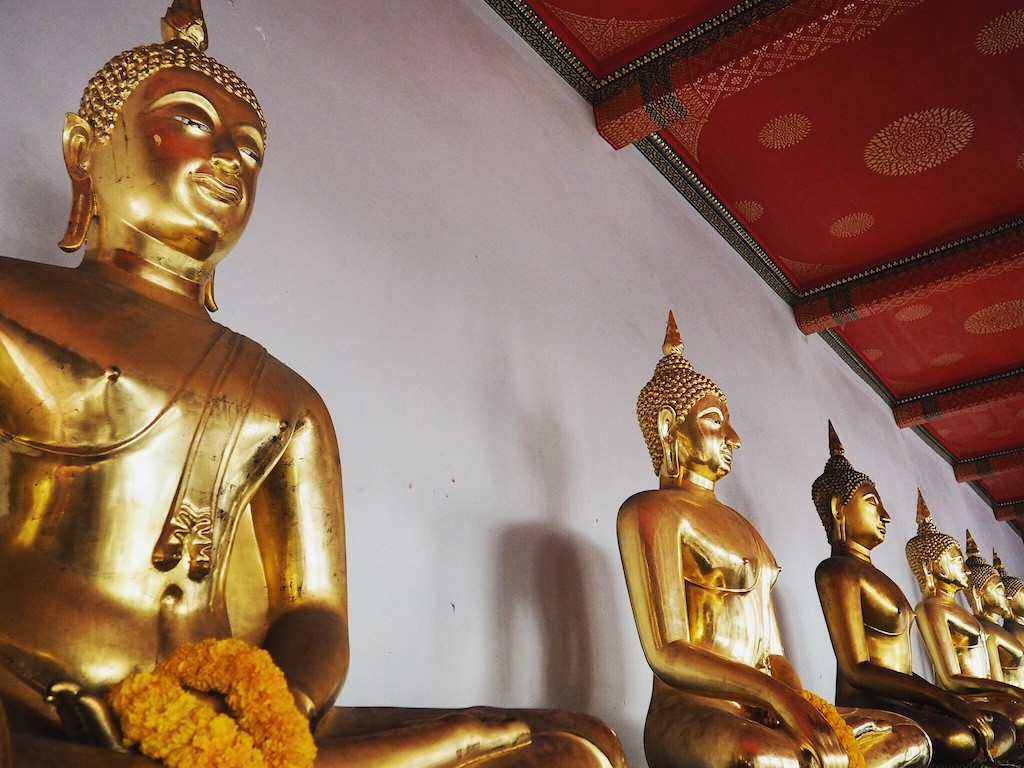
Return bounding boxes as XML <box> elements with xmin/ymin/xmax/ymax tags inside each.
<box><xmin>893</xmin><ymin>370</ymin><xmax>1024</xmax><ymax>428</ymax></box>
<box><xmin>954</xmin><ymin>448</ymin><xmax>1024</xmax><ymax>483</ymax></box>
<box><xmin>794</xmin><ymin>225</ymin><xmax>1024</xmax><ymax>334</ymax></box>
<box><xmin>994</xmin><ymin>502</ymin><xmax>1024</xmax><ymax>522</ymax></box>
<box><xmin>594</xmin><ymin>0</ymin><xmax>914</xmax><ymax>149</ymax></box>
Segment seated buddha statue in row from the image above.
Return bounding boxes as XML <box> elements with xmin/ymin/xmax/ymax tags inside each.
<box><xmin>996</xmin><ymin>552</ymin><xmax>1024</xmax><ymax>651</ymax></box>
<box><xmin>810</xmin><ymin>427</ymin><xmax>1007</xmax><ymax>763</ymax></box>
<box><xmin>0</xmin><ymin>3</ymin><xmax>623</xmax><ymax>766</ymax></box>
<box><xmin>905</xmin><ymin>500</ymin><xmax>1024</xmax><ymax>740</ymax></box>
<box><xmin>964</xmin><ymin>534</ymin><xmax>1024</xmax><ymax>689</ymax></box>
<box><xmin>617</xmin><ymin>313</ymin><xmax>931</xmax><ymax>768</ymax></box>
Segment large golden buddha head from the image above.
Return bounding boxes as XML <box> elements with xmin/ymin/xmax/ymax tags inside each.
<box><xmin>637</xmin><ymin>312</ymin><xmax>738</xmax><ymax>484</ymax></box>
<box><xmin>905</xmin><ymin>492</ymin><xmax>966</xmax><ymax>594</ymax></box>
<box><xmin>964</xmin><ymin>531</ymin><xmax>1010</xmax><ymax>618</ymax></box>
<box><xmin>60</xmin><ymin>0</ymin><xmax>266</xmax><ymax>309</ymax></box>
<box><xmin>811</xmin><ymin>422</ymin><xmax>886</xmax><ymax>547</ymax></box>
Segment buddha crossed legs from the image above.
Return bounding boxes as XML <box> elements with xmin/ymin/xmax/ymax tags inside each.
<box><xmin>810</xmin><ymin>427</ymin><xmax>1006</xmax><ymax>764</ymax></box>
<box><xmin>616</xmin><ymin>314</ymin><xmax>931</xmax><ymax>768</ymax></box>
<box><xmin>0</xmin><ymin>3</ymin><xmax>623</xmax><ymax>766</ymax></box>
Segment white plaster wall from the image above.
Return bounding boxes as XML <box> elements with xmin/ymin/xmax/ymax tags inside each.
<box><xmin>1</xmin><ymin>2</ymin><xmax>1021</xmax><ymax>765</ymax></box>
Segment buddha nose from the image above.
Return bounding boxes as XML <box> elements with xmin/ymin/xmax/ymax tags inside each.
<box><xmin>725</xmin><ymin>424</ymin><xmax>741</xmax><ymax>448</ymax></box>
<box><xmin>212</xmin><ymin>152</ymin><xmax>241</xmax><ymax>176</ymax></box>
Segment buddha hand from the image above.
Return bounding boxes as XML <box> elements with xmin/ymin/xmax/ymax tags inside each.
<box><xmin>774</xmin><ymin>689</ymin><xmax>849</xmax><ymax>768</ymax></box>
<box><xmin>46</xmin><ymin>680</ymin><xmax>128</xmax><ymax>752</ymax></box>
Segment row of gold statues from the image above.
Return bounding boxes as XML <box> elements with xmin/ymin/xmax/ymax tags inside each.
<box><xmin>618</xmin><ymin>313</ymin><xmax>1024</xmax><ymax>768</ymax></box>
<box><xmin>1</xmin><ymin>2</ymin><xmax>1022</xmax><ymax>767</ymax></box>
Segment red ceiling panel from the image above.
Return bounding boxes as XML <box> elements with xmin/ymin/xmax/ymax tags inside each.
<box><xmin>979</xmin><ymin>468</ymin><xmax>1024</xmax><ymax>505</ymax></box>
<box><xmin>492</xmin><ymin>0</ymin><xmax>1024</xmax><ymax>520</ymax></box>
<box><xmin>835</xmin><ymin>269</ymin><xmax>1024</xmax><ymax>398</ymax></box>
<box><xmin>528</xmin><ymin>1</ymin><xmax>742</xmax><ymax>76</ymax></box>
<box><xmin>660</xmin><ymin>0</ymin><xmax>1024</xmax><ymax>290</ymax></box>
<box><xmin>923</xmin><ymin>393</ymin><xmax>1024</xmax><ymax>459</ymax></box>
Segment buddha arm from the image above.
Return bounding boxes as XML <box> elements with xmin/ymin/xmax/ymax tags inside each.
<box><xmin>249</xmin><ymin>393</ymin><xmax>348</xmax><ymax>720</ymax></box>
<box><xmin>915</xmin><ymin>600</ymin><xmax>1020</xmax><ymax>698</ymax></box>
<box><xmin>619</xmin><ymin>505</ymin><xmax>822</xmax><ymax>714</ymax></box>
<box><xmin>816</xmin><ymin>563</ymin><xmax>966</xmax><ymax>713</ymax></box>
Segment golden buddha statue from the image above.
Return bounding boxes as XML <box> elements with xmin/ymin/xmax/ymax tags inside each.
<box><xmin>995</xmin><ymin>551</ymin><xmax>1024</xmax><ymax>651</ymax></box>
<box><xmin>964</xmin><ymin>534</ymin><xmax>1024</xmax><ymax>688</ymax></box>
<box><xmin>905</xmin><ymin>497</ymin><xmax>1024</xmax><ymax>737</ymax></box>
<box><xmin>0</xmin><ymin>3</ymin><xmax>624</xmax><ymax>766</ymax></box>
<box><xmin>811</xmin><ymin>429</ymin><xmax>1006</xmax><ymax>763</ymax></box>
<box><xmin>617</xmin><ymin>313</ymin><xmax>931</xmax><ymax>768</ymax></box>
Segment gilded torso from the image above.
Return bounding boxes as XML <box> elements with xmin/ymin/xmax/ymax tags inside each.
<box><xmin>623</xmin><ymin>487</ymin><xmax>781</xmax><ymax>671</ymax></box>
<box><xmin>0</xmin><ymin>256</ymin><xmax>309</xmax><ymax>720</ymax></box>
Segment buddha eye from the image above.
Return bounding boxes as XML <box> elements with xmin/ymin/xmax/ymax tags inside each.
<box><xmin>173</xmin><ymin>114</ymin><xmax>211</xmax><ymax>133</ymax></box>
<box><xmin>240</xmin><ymin>147</ymin><xmax>263</xmax><ymax>167</ymax></box>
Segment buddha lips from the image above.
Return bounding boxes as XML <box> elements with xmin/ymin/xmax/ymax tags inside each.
<box><xmin>107</xmin><ymin>637</ymin><xmax>316</xmax><ymax>768</ymax></box>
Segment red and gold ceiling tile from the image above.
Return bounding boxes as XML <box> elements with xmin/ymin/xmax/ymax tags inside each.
<box><xmin>973</xmin><ymin>466</ymin><xmax>1024</xmax><ymax>505</ymax></box>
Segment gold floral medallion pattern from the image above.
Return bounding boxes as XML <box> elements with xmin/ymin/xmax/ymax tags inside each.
<box><xmin>543</xmin><ymin>3</ymin><xmax>681</xmax><ymax>60</ymax></box>
<box><xmin>930</xmin><ymin>352</ymin><xmax>964</xmax><ymax>367</ymax></box>
<box><xmin>830</xmin><ymin>212</ymin><xmax>875</xmax><ymax>238</ymax></box>
<box><xmin>894</xmin><ymin>303</ymin><xmax>933</xmax><ymax>322</ymax></box>
<box><xmin>1017</xmin><ymin>153</ymin><xmax>1024</xmax><ymax>171</ymax></box>
<box><xmin>864</xmin><ymin>108</ymin><xmax>974</xmax><ymax>176</ymax></box>
<box><xmin>964</xmin><ymin>300</ymin><xmax>1024</xmax><ymax>334</ymax></box>
<box><xmin>863</xmin><ymin>348</ymin><xmax>883</xmax><ymax>362</ymax></box>
<box><xmin>758</xmin><ymin>113</ymin><xmax>812</xmax><ymax>149</ymax></box>
<box><xmin>735</xmin><ymin>200</ymin><xmax>765</xmax><ymax>222</ymax></box>
<box><xmin>976</xmin><ymin>9</ymin><xmax>1024</xmax><ymax>55</ymax></box>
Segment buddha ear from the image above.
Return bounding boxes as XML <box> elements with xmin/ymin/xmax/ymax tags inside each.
<box><xmin>657</xmin><ymin>406</ymin><xmax>680</xmax><ymax>479</ymax></box>
<box><xmin>59</xmin><ymin>113</ymin><xmax>97</xmax><ymax>252</ymax></box>
<box><xmin>922</xmin><ymin>563</ymin><xmax>936</xmax><ymax>595</ymax></box>
<box><xmin>829</xmin><ymin>496</ymin><xmax>846</xmax><ymax>544</ymax></box>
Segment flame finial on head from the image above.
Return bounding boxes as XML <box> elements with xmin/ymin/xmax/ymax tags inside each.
<box><xmin>161</xmin><ymin>0</ymin><xmax>209</xmax><ymax>51</ymax></box>
<box><xmin>828</xmin><ymin>420</ymin><xmax>845</xmax><ymax>456</ymax></box>
<box><xmin>663</xmin><ymin>310</ymin><xmax>684</xmax><ymax>356</ymax></box>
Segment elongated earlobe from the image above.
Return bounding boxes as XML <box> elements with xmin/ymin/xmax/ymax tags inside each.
<box><xmin>204</xmin><ymin>270</ymin><xmax>218</xmax><ymax>312</ymax></box>
<box><xmin>657</xmin><ymin>406</ymin><xmax>680</xmax><ymax>479</ymax></box>
<box><xmin>60</xmin><ymin>113</ymin><xmax>96</xmax><ymax>253</ymax></box>
<box><xmin>829</xmin><ymin>496</ymin><xmax>846</xmax><ymax>544</ymax></box>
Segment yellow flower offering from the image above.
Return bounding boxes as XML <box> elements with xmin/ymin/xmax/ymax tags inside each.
<box><xmin>108</xmin><ymin>638</ymin><xmax>316</xmax><ymax>768</ymax></box>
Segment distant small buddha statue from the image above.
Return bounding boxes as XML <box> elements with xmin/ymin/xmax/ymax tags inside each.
<box><xmin>617</xmin><ymin>313</ymin><xmax>931</xmax><ymax>768</ymax></box>
<box><xmin>905</xmin><ymin>498</ymin><xmax>1024</xmax><ymax>736</ymax></box>
<box><xmin>964</xmin><ymin>534</ymin><xmax>1024</xmax><ymax>688</ymax></box>
<box><xmin>995</xmin><ymin>551</ymin><xmax>1024</xmax><ymax>651</ymax></box>
<box><xmin>0</xmin><ymin>3</ymin><xmax>623</xmax><ymax>767</ymax></box>
<box><xmin>811</xmin><ymin>428</ymin><xmax>1005</xmax><ymax>763</ymax></box>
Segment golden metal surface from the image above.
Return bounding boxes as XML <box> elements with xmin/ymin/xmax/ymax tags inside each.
<box><xmin>617</xmin><ymin>315</ymin><xmax>931</xmax><ymax>768</ymax></box>
<box><xmin>0</xmin><ymin>3</ymin><xmax>624</xmax><ymax>766</ymax></box>
<box><xmin>811</xmin><ymin>434</ymin><xmax>1003</xmax><ymax>763</ymax></box>
<box><xmin>904</xmin><ymin>497</ymin><xmax>1024</xmax><ymax>737</ymax></box>
<box><xmin>964</xmin><ymin>534</ymin><xmax>1024</xmax><ymax>690</ymax></box>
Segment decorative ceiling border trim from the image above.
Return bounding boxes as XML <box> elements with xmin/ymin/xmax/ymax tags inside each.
<box><xmin>636</xmin><ymin>135</ymin><xmax>798</xmax><ymax>303</ymax></box>
<box><xmin>799</xmin><ymin>216</ymin><xmax>1024</xmax><ymax>297</ymax></box>
<box><xmin>485</xmin><ymin>0</ymin><xmax>798</xmax><ymax>104</ymax></box>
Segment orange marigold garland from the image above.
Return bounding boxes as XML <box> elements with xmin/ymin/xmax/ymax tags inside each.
<box><xmin>801</xmin><ymin>690</ymin><xmax>865</xmax><ymax>768</ymax></box>
<box><xmin>108</xmin><ymin>638</ymin><xmax>317</xmax><ymax>768</ymax></box>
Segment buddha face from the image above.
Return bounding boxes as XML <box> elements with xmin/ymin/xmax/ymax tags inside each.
<box><xmin>677</xmin><ymin>394</ymin><xmax>741</xmax><ymax>482</ymax></box>
<box><xmin>979</xmin><ymin>576</ymin><xmax>1011</xmax><ymax>618</ymax></box>
<box><xmin>1009</xmin><ymin>589</ymin><xmax>1024</xmax><ymax>621</ymax></box>
<box><xmin>931</xmin><ymin>544</ymin><xmax>969</xmax><ymax>590</ymax></box>
<box><xmin>87</xmin><ymin>67</ymin><xmax>264</xmax><ymax>265</ymax></box>
<box><xmin>836</xmin><ymin>483</ymin><xmax>889</xmax><ymax>550</ymax></box>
